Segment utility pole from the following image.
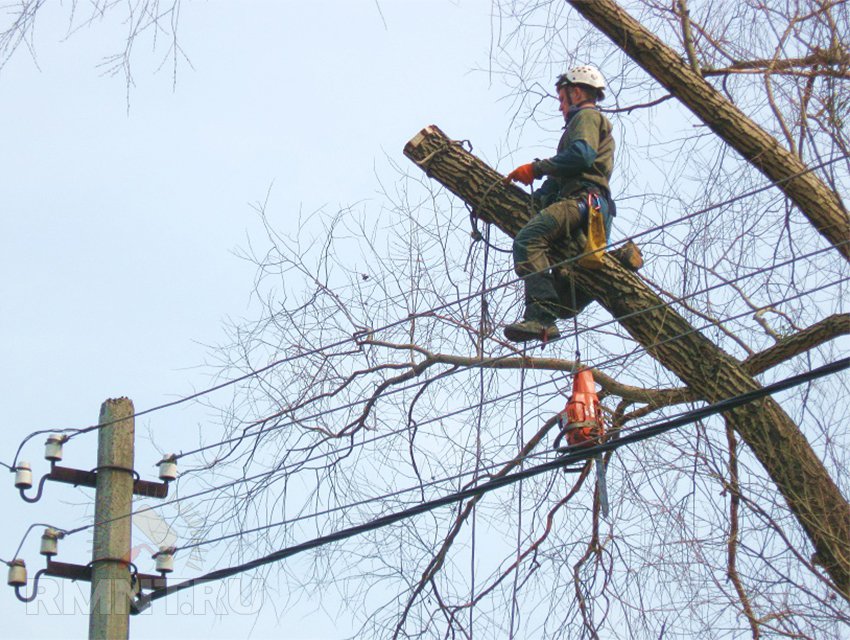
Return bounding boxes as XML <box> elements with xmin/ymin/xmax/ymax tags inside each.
<box><xmin>89</xmin><ymin>397</ymin><xmax>135</xmax><ymax>640</ymax></box>
<box><xmin>11</xmin><ymin>396</ymin><xmax>169</xmax><ymax>627</ymax></box>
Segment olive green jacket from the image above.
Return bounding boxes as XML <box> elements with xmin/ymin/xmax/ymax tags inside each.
<box><xmin>531</xmin><ymin>105</ymin><xmax>614</xmax><ymax>207</ymax></box>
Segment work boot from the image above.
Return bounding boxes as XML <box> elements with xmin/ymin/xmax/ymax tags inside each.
<box><xmin>503</xmin><ymin>319</ymin><xmax>560</xmax><ymax>343</ymax></box>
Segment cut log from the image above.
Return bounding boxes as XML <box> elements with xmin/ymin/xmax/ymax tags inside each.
<box><xmin>404</xmin><ymin>124</ymin><xmax>850</xmax><ymax>598</ymax></box>
<box><xmin>610</xmin><ymin>240</ymin><xmax>643</xmax><ymax>271</ymax></box>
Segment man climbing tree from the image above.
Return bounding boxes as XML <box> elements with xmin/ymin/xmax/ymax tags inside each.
<box><xmin>504</xmin><ymin>65</ymin><xmax>615</xmax><ymax>342</ymax></box>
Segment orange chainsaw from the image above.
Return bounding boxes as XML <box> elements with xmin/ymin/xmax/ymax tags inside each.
<box><xmin>554</xmin><ymin>368</ymin><xmax>609</xmax><ymax>517</ymax></box>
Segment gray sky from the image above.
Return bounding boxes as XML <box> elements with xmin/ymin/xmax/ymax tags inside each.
<box><xmin>0</xmin><ymin>1</ymin><xmax>524</xmax><ymax>637</ymax></box>
<box><xmin>6</xmin><ymin>2</ymin><xmax>848</xmax><ymax>639</ymax></box>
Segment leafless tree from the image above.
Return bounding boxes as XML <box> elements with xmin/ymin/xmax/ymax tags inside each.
<box><xmin>0</xmin><ymin>0</ymin><xmax>185</xmax><ymax>96</ymax></box>
<box><xmin>184</xmin><ymin>2</ymin><xmax>849</xmax><ymax>638</ymax></box>
<box><xmin>5</xmin><ymin>1</ymin><xmax>848</xmax><ymax>637</ymax></box>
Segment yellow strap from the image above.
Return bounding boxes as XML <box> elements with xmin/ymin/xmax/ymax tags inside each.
<box><xmin>578</xmin><ymin>195</ymin><xmax>606</xmax><ymax>269</ymax></box>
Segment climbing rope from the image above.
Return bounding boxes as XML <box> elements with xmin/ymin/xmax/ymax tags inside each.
<box><xmin>467</xmin><ymin>176</ymin><xmax>513</xmax><ymax>255</ymax></box>
<box><xmin>410</xmin><ymin>137</ymin><xmax>472</xmax><ymax>178</ymax></box>
<box><xmin>568</xmin><ymin>268</ymin><xmax>582</xmax><ymax>368</ymax></box>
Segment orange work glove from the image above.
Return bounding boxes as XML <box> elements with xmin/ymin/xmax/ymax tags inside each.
<box><xmin>506</xmin><ymin>163</ymin><xmax>536</xmax><ymax>186</ymax></box>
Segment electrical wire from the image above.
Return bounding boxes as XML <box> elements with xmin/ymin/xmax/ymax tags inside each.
<box><xmin>54</xmin><ymin>269</ymin><xmax>850</xmax><ymax>540</ymax></box>
<box><xmin>154</xmin><ymin>353</ymin><xmax>850</xmax><ymax>557</ymax></box>
<box><xmin>170</xmin><ymin>239</ymin><xmax>846</xmax><ymax>465</ymax></box>
<box><xmin>9</xmin><ymin>523</ymin><xmax>68</xmax><ymax>563</ymax></box>
<box><xmin>8</xmin><ymin>279</ymin><xmax>837</xmax><ymax>588</ymax></box>
<box><xmin>9</xmin><ymin>151</ymin><xmax>845</xmax><ymax>469</ymax></box>
<box><xmin>173</xmin><ymin>451</ymin><xmax>553</xmax><ymax>555</ymax></box>
<box><xmin>38</xmin><ymin>268</ymin><xmax>848</xmax><ymax>549</ymax></box>
<box><xmin>133</xmin><ymin>357</ymin><xmax>849</xmax><ymax>612</ymax></box>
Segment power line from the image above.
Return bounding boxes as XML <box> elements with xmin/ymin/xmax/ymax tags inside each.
<box><xmin>172</xmin><ymin>451</ymin><xmax>553</xmax><ymax>554</ymax></box>
<box><xmin>5</xmin><ymin>259</ymin><xmax>839</xmax><ymax>588</ymax></box>
<box><xmin>9</xmin><ymin>523</ymin><xmax>68</xmax><ymax>563</ymax></box>
<box><xmin>52</xmin><ymin>270</ymin><xmax>850</xmax><ymax>540</ymax></box>
<box><xmin>9</xmin><ymin>152</ymin><xmax>845</xmax><ymax>470</ymax></box>
<box><xmin>36</xmin><ymin>268</ymin><xmax>849</xmax><ymax>549</ymax></box>
<box><xmin>132</xmin><ymin>357</ymin><xmax>849</xmax><ymax>613</ymax></box>
<box><xmin>171</xmin><ymin>240</ymin><xmax>846</xmax><ymax>464</ymax></box>
<box><xmin>159</xmin><ymin>350</ymin><xmax>850</xmax><ymax>557</ymax></box>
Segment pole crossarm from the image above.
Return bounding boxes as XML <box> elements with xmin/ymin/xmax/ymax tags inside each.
<box><xmin>404</xmin><ymin>123</ymin><xmax>850</xmax><ymax>599</ymax></box>
<box><xmin>47</xmin><ymin>464</ymin><xmax>167</xmax><ymax>498</ymax></box>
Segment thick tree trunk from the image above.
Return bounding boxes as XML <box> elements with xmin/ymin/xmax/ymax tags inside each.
<box><xmin>404</xmin><ymin>124</ymin><xmax>850</xmax><ymax>598</ymax></box>
<box><xmin>565</xmin><ymin>0</ymin><xmax>850</xmax><ymax>263</ymax></box>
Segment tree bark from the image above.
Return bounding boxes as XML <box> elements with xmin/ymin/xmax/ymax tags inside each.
<box><xmin>565</xmin><ymin>0</ymin><xmax>850</xmax><ymax>263</ymax></box>
<box><xmin>743</xmin><ymin>313</ymin><xmax>850</xmax><ymax>376</ymax></box>
<box><xmin>404</xmin><ymin>124</ymin><xmax>850</xmax><ymax>598</ymax></box>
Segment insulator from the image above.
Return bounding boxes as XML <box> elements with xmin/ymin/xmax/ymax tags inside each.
<box><xmin>157</xmin><ymin>455</ymin><xmax>178</xmax><ymax>482</ymax></box>
<box><xmin>154</xmin><ymin>547</ymin><xmax>175</xmax><ymax>574</ymax></box>
<box><xmin>40</xmin><ymin>528</ymin><xmax>62</xmax><ymax>557</ymax></box>
<box><xmin>7</xmin><ymin>559</ymin><xmax>27</xmax><ymax>587</ymax></box>
<box><xmin>44</xmin><ymin>435</ymin><xmax>65</xmax><ymax>462</ymax></box>
<box><xmin>14</xmin><ymin>462</ymin><xmax>32</xmax><ymax>490</ymax></box>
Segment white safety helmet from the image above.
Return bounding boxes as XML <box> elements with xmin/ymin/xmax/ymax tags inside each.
<box><xmin>556</xmin><ymin>65</ymin><xmax>606</xmax><ymax>101</ymax></box>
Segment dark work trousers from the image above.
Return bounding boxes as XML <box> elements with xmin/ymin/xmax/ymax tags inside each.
<box><xmin>512</xmin><ymin>195</ymin><xmax>612</xmax><ymax>322</ymax></box>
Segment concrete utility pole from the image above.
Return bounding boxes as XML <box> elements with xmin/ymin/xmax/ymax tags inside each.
<box><xmin>89</xmin><ymin>397</ymin><xmax>135</xmax><ymax>640</ymax></box>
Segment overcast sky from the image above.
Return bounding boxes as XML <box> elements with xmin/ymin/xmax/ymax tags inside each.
<box><xmin>7</xmin><ymin>2</ymin><xmax>848</xmax><ymax>639</ymax></box>
<box><xmin>0</xmin><ymin>1</ymin><xmax>553</xmax><ymax>638</ymax></box>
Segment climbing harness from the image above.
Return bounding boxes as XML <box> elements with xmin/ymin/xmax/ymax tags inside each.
<box><xmin>577</xmin><ymin>191</ymin><xmax>607</xmax><ymax>269</ymax></box>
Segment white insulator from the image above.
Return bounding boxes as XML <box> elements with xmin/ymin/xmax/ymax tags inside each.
<box><xmin>44</xmin><ymin>435</ymin><xmax>65</xmax><ymax>462</ymax></box>
<box><xmin>14</xmin><ymin>462</ymin><xmax>32</xmax><ymax>490</ymax></box>
<box><xmin>157</xmin><ymin>455</ymin><xmax>178</xmax><ymax>482</ymax></box>
<box><xmin>40</xmin><ymin>528</ymin><xmax>62</xmax><ymax>557</ymax></box>
<box><xmin>154</xmin><ymin>547</ymin><xmax>175</xmax><ymax>574</ymax></box>
<box><xmin>7</xmin><ymin>559</ymin><xmax>27</xmax><ymax>587</ymax></box>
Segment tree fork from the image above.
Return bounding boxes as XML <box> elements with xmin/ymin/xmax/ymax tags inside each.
<box><xmin>565</xmin><ymin>0</ymin><xmax>850</xmax><ymax>264</ymax></box>
<box><xmin>404</xmin><ymin>124</ymin><xmax>850</xmax><ymax>598</ymax></box>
